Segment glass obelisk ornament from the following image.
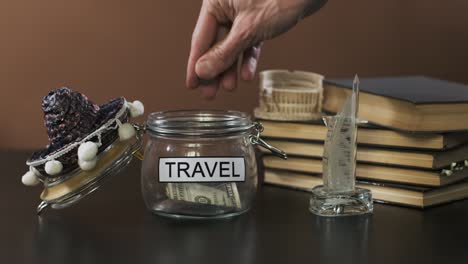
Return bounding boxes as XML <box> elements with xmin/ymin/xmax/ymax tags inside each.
<box><xmin>309</xmin><ymin>75</ymin><xmax>373</xmax><ymax>216</ymax></box>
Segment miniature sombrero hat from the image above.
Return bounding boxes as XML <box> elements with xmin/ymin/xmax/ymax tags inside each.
<box><xmin>21</xmin><ymin>87</ymin><xmax>145</xmax><ymax>186</ymax></box>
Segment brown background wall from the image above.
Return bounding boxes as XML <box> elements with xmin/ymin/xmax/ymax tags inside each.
<box><xmin>1</xmin><ymin>0</ymin><xmax>467</xmax><ymax>149</ymax></box>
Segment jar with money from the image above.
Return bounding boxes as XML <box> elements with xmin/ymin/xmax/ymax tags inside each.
<box><xmin>141</xmin><ymin>110</ymin><xmax>287</xmax><ymax>219</ymax></box>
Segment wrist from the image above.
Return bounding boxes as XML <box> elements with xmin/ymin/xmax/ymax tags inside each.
<box><xmin>275</xmin><ymin>0</ymin><xmax>326</xmax><ymax>20</ymax></box>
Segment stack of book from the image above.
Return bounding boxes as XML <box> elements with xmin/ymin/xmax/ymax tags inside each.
<box><xmin>260</xmin><ymin>76</ymin><xmax>468</xmax><ymax>208</ymax></box>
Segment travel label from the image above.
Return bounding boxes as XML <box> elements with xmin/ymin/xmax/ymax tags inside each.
<box><xmin>159</xmin><ymin>157</ymin><xmax>246</xmax><ymax>182</ymax></box>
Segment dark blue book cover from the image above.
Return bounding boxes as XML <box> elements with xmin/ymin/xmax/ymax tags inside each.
<box><xmin>325</xmin><ymin>76</ymin><xmax>468</xmax><ymax>104</ymax></box>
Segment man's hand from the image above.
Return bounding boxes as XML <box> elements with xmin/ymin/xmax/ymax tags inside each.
<box><xmin>186</xmin><ymin>0</ymin><xmax>327</xmax><ymax>99</ymax></box>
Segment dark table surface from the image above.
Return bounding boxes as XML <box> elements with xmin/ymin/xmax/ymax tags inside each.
<box><xmin>2</xmin><ymin>150</ymin><xmax>468</xmax><ymax>264</ymax></box>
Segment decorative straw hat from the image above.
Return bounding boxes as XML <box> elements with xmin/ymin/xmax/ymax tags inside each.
<box><xmin>21</xmin><ymin>87</ymin><xmax>145</xmax><ymax>187</ymax></box>
<box><xmin>254</xmin><ymin>70</ymin><xmax>324</xmax><ymax>121</ymax></box>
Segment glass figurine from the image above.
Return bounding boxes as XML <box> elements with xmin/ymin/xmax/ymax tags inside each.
<box><xmin>309</xmin><ymin>75</ymin><xmax>373</xmax><ymax>216</ymax></box>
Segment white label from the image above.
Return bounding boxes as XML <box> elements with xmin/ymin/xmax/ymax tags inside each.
<box><xmin>159</xmin><ymin>157</ymin><xmax>246</xmax><ymax>183</ymax></box>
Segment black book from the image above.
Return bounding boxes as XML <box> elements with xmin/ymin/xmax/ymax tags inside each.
<box><xmin>324</xmin><ymin>76</ymin><xmax>468</xmax><ymax>132</ymax></box>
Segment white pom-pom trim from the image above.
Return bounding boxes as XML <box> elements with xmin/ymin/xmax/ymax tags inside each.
<box><xmin>128</xmin><ymin>100</ymin><xmax>144</xmax><ymax>118</ymax></box>
<box><xmin>118</xmin><ymin>123</ymin><xmax>136</xmax><ymax>141</ymax></box>
<box><xmin>78</xmin><ymin>141</ymin><xmax>99</xmax><ymax>162</ymax></box>
<box><xmin>79</xmin><ymin>158</ymin><xmax>97</xmax><ymax>171</ymax></box>
<box><xmin>45</xmin><ymin>160</ymin><xmax>63</xmax><ymax>176</ymax></box>
<box><xmin>30</xmin><ymin>166</ymin><xmax>41</xmax><ymax>176</ymax></box>
<box><xmin>22</xmin><ymin>171</ymin><xmax>40</xmax><ymax>186</ymax></box>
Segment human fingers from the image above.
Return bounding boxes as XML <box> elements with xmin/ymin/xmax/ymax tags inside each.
<box><xmin>195</xmin><ymin>18</ymin><xmax>254</xmax><ymax>81</ymax></box>
<box><xmin>198</xmin><ymin>25</ymin><xmax>232</xmax><ymax>96</ymax></box>
<box><xmin>215</xmin><ymin>26</ymin><xmax>238</xmax><ymax>91</ymax></box>
<box><xmin>199</xmin><ymin>79</ymin><xmax>220</xmax><ymax>100</ymax></box>
<box><xmin>240</xmin><ymin>43</ymin><xmax>262</xmax><ymax>81</ymax></box>
<box><xmin>186</xmin><ymin>2</ymin><xmax>218</xmax><ymax>89</ymax></box>
<box><xmin>220</xmin><ymin>60</ymin><xmax>238</xmax><ymax>91</ymax></box>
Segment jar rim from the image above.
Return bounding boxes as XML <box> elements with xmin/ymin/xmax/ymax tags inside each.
<box><xmin>146</xmin><ymin>110</ymin><xmax>254</xmax><ymax>137</ymax></box>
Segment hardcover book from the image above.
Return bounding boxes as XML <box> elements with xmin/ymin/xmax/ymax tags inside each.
<box><xmin>324</xmin><ymin>76</ymin><xmax>468</xmax><ymax>132</ymax></box>
<box><xmin>263</xmin><ymin>156</ymin><xmax>468</xmax><ymax>187</ymax></box>
<box><xmin>264</xmin><ymin>169</ymin><xmax>468</xmax><ymax>208</ymax></box>
<box><xmin>260</xmin><ymin>120</ymin><xmax>468</xmax><ymax>150</ymax></box>
<box><xmin>261</xmin><ymin>139</ymin><xmax>468</xmax><ymax>170</ymax></box>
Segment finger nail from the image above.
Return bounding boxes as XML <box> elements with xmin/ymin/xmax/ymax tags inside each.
<box><xmin>196</xmin><ymin>60</ymin><xmax>215</xmax><ymax>79</ymax></box>
<box><xmin>222</xmin><ymin>79</ymin><xmax>235</xmax><ymax>91</ymax></box>
<box><xmin>242</xmin><ymin>58</ymin><xmax>257</xmax><ymax>81</ymax></box>
<box><xmin>248</xmin><ymin>57</ymin><xmax>257</xmax><ymax>75</ymax></box>
<box><xmin>200</xmin><ymin>85</ymin><xmax>217</xmax><ymax>100</ymax></box>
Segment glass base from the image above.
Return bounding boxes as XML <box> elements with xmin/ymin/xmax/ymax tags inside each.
<box><xmin>309</xmin><ymin>185</ymin><xmax>373</xmax><ymax>217</ymax></box>
<box><xmin>151</xmin><ymin>208</ymin><xmax>250</xmax><ymax>220</ymax></box>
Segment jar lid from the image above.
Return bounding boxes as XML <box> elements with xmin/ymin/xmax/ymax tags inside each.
<box><xmin>36</xmin><ymin>136</ymin><xmax>143</xmax><ymax>214</ymax></box>
<box><xmin>20</xmin><ymin>87</ymin><xmax>145</xmax><ymax>214</ymax></box>
<box><xmin>147</xmin><ymin>110</ymin><xmax>255</xmax><ymax>137</ymax></box>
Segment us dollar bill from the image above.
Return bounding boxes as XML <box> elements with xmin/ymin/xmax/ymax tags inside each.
<box><xmin>165</xmin><ymin>183</ymin><xmax>241</xmax><ymax>209</ymax></box>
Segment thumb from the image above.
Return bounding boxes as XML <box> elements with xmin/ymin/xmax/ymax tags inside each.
<box><xmin>195</xmin><ymin>19</ymin><xmax>254</xmax><ymax>80</ymax></box>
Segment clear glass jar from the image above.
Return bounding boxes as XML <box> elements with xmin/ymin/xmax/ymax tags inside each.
<box><xmin>141</xmin><ymin>110</ymin><xmax>285</xmax><ymax>219</ymax></box>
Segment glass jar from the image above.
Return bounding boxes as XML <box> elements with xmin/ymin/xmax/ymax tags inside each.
<box><xmin>141</xmin><ymin>110</ymin><xmax>286</xmax><ymax>219</ymax></box>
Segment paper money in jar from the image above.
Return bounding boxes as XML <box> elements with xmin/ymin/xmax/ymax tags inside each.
<box><xmin>165</xmin><ymin>183</ymin><xmax>242</xmax><ymax>209</ymax></box>
<box><xmin>254</xmin><ymin>70</ymin><xmax>324</xmax><ymax>121</ymax></box>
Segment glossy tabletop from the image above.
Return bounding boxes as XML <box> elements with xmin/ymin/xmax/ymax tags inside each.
<box><xmin>2</xmin><ymin>150</ymin><xmax>468</xmax><ymax>264</ymax></box>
